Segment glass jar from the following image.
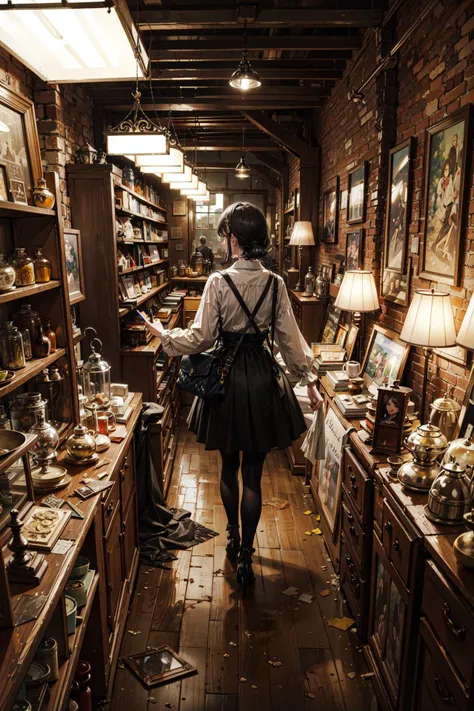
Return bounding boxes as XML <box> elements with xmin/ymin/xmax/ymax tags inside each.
<box><xmin>0</xmin><ymin>254</ymin><xmax>16</xmax><ymax>293</ymax></box>
<box><xmin>12</xmin><ymin>304</ymin><xmax>41</xmax><ymax>344</ymax></box>
<box><xmin>304</xmin><ymin>267</ymin><xmax>316</xmax><ymax>296</ymax></box>
<box><xmin>32</xmin><ymin>325</ymin><xmax>51</xmax><ymax>358</ymax></box>
<box><xmin>0</xmin><ymin>321</ymin><xmax>25</xmax><ymax>370</ymax></box>
<box><xmin>21</xmin><ymin>329</ymin><xmax>32</xmax><ymax>360</ymax></box>
<box><xmin>82</xmin><ymin>337</ymin><xmax>111</xmax><ymax>407</ymax></box>
<box><xmin>191</xmin><ymin>248</ymin><xmax>203</xmax><ymax>276</ymax></box>
<box><xmin>33</xmin><ymin>247</ymin><xmax>52</xmax><ymax>283</ymax></box>
<box><xmin>178</xmin><ymin>260</ymin><xmax>186</xmax><ymax>277</ymax></box>
<box><xmin>43</xmin><ymin>318</ymin><xmax>57</xmax><ymax>353</ymax></box>
<box><xmin>11</xmin><ymin>392</ymin><xmax>48</xmax><ymax>432</ymax></box>
<box><xmin>9</xmin><ymin>248</ymin><xmax>35</xmax><ymax>286</ymax></box>
<box><xmin>122</xmin><ymin>166</ymin><xmax>134</xmax><ymax>190</ymax></box>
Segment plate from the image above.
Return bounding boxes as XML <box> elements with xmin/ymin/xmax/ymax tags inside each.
<box><xmin>95</xmin><ymin>434</ymin><xmax>110</xmax><ymax>452</ymax></box>
<box><xmin>0</xmin><ymin>370</ymin><xmax>15</xmax><ymax>387</ymax></box>
<box><xmin>33</xmin><ymin>473</ymin><xmax>71</xmax><ymax>492</ymax></box>
<box><xmin>64</xmin><ymin>453</ymin><xmax>99</xmax><ymax>466</ymax></box>
<box><xmin>0</xmin><ymin>429</ymin><xmax>26</xmax><ymax>458</ymax></box>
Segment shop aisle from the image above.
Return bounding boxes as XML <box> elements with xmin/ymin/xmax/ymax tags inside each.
<box><xmin>107</xmin><ymin>425</ymin><xmax>378</xmax><ymax>711</ymax></box>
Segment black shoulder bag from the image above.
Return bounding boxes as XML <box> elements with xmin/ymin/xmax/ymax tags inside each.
<box><xmin>177</xmin><ymin>272</ymin><xmax>273</xmax><ymax>401</ymax></box>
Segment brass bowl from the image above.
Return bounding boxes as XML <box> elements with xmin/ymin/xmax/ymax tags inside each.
<box><xmin>0</xmin><ymin>429</ymin><xmax>26</xmax><ymax>457</ymax></box>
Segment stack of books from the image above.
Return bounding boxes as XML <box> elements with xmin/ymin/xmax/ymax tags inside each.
<box><xmin>326</xmin><ymin>371</ymin><xmax>350</xmax><ymax>391</ymax></box>
<box><xmin>314</xmin><ymin>350</ymin><xmax>346</xmax><ymax>375</ymax></box>
<box><xmin>335</xmin><ymin>393</ymin><xmax>371</xmax><ymax>418</ymax></box>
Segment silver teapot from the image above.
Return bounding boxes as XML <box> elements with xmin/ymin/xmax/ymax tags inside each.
<box><xmin>426</xmin><ymin>456</ymin><xmax>473</xmax><ymax>525</ymax></box>
<box><xmin>443</xmin><ymin>436</ymin><xmax>474</xmax><ymax>474</ymax></box>
<box><xmin>429</xmin><ymin>391</ymin><xmax>461</xmax><ymax>441</ymax></box>
<box><xmin>398</xmin><ymin>423</ymin><xmax>448</xmax><ymax>492</ymax></box>
<box><xmin>66</xmin><ymin>423</ymin><xmax>97</xmax><ymax>461</ymax></box>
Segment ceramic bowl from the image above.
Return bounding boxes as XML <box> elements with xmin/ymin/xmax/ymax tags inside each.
<box><xmin>65</xmin><ymin>580</ymin><xmax>87</xmax><ymax>607</ymax></box>
<box><xmin>69</xmin><ymin>556</ymin><xmax>90</xmax><ymax>580</ymax></box>
<box><xmin>65</xmin><ymin>595</ymin><xmax>77</xmax><ymax>634</ymax></box>
<box><xmin>25</xmin><ymin>660</ymin><xmax>50</xmax><ymax>687</ymax></box>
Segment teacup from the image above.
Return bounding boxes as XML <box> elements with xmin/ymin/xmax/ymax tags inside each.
<box><xmin>343</xmin><ymin>361</ymin><xmax>360</xmax><ymax>379</ymax></box>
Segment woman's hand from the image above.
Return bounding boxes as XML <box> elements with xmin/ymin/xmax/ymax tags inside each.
<box><xmin>139</xmin><ymin>311</ymin><xmax>164</xmax><ymax>339</ymax></box>
<box><xmin>307</xmin><ymin>382</ymin><xmax>324</xmax><ymax>411</ymax></box>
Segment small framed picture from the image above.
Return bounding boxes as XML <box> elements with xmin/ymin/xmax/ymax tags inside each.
<box><xmin>335</xmin><ymin>324</ymin><xmax>348</xmax><ymax>347</ymax></box>
<box><xmin>320</xmin><ymin>263</ymin><xmax>334</xmax><ymax>282</ymax></box>
<box><xmin>123</xmin><ymin>275</ymin><xmax>136</xmax><ymax>300</ymax></box>
<box><xmin>321</xmin><ymin>177</ymin><xmax>339</xmax><ymax>244</ymax></box>
<box><xmin>372</xmin><ymin>384</ymin><xmax>411</xmax><ymax>455</ymax></box>
<box><xmin>63</xmin><ymin>228</ymin><xmax>86</xmax><ymax>305</ymax></box>
<box><xmin>172</xmin><ymin>200</ymin><xmax>187</xmax><ymax>216</ymax></box>
<box><xmin>345</xmin><ymin>229</ymin><xmax>364</xmax><ymax>270</ymax></box>
<box><xmin>0</xmin><ymin>162</ymin><xmax>11</xmax><ymax>202</ymax></box>
<box><xmin>345</xmin><ymin>323</ymin><xmax>359</xmax><ymax>360</ymax></box>
<box><xmin>124</xmin><ymin>646</ymin><xmax>197</xmax><ymax>688</ymax></box>
<box><xmin>347</xmin><ymin>162</ymin><xmax>368</xmax><ymax>224</ymax></box>
<box><xmin>320</xmin><ymin>304</ymin><xmax>342</xmax><ymax>344</ymax></box>
<box><xmin>9</xmin><ymin>178</ymin><xmax>28</xmax><ymax>205</ymax></box>
<box><xmin>381</xmin><ymin>258</ymin><xmax>411</xmax><ymax>307</ymax></box>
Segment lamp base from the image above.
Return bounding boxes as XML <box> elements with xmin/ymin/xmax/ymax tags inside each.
<box><xmin>294</xmin><ymin>282</ymin><xmax>304</xmax><ymax>292</ymax></box>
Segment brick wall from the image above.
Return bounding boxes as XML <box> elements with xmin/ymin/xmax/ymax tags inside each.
<box><xmin>0</xmin><ymin>49</ymin><xmax>95</xmax><ymax>227</ymax></box>
<box><xmin>315</xmin><ymin>0</ymin><xmax>474</xmax><ymax>410</ymax></box>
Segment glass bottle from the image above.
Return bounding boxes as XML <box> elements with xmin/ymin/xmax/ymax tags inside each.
<box><xmin>32</xmin><ymin>325</ymin><xmax>51</xmax><ymax>359</ymax></box>
<box><xmin>0</xmin><ymin>254</ymin><xmax>16</xmax><ymax>293</ymax></box>
<box><xmin>9</xmin><ymin>248</ymin><xmax>35</xmax><ymax>286</ymax></box>
<box><xmin>33</xmin><ymin>247</ymin><xmax>52</xmax><ymax>283</ymax></box>
<box><xmin>178</xmin><ymin>260</ymin><xmax>186</xmax><ymax>277</ymax></box>
<box><xmin>0</xmin><ymin>321</ymin><xmax>26</xmax><ymax>370</ymax></box>
<box><xmin>21</xmin><ymin>329</ymin><xmax>32</xmax><ymax>361</ymax></box>
<box><xmin>122</xmin><ymin>166</ymin><xmax>134</xmax><ymax>190</ymax></box>
<box><xmin>304</xmin><ymin>266</ymin><xmax>316</xmax><ymax>296</ymax></box>
<box><xmin>191</xmin><ymin>248</ymin><xmax>203</xmax><ymax>276</ymax></box>
<box><xmin>43</xmin><ymin>318</ymin><xmax>57</xmax><ymax>353</ymax></box>
<box><xmin>12</xmin><ymin>304</ymin><xmax>41</xmax><ymax>344</ymax></box>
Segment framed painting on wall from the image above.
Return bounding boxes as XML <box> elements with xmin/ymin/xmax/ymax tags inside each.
<box><xmin>172</xmin><ymin>199</ymin><xmax>187</xmax><ymax>216</ymax></box>
<box><xmin>0</xmin><ymin>83</ymin><xmax>43</xmax><ymax>205</ymax></box>
<box><xmin>384</xmin><ymin>138</ymin><xmax>414</xmax><ymax>273</ymax></box>
<box><xmin>63</xmin><ymin>229</ymin><xmax>86</xmax><ymax>305</ymax></box>
<box><xmin>347</xmin><ymin>162</ymin><xmax>368</xmax><ymax>224</ymax></box>
<box><xmin>382</xmin><ymin>258</ymin><xmax>412</xmax><ymax>307</ymax></box>
<box><xmin>321</xmin><ymin>177</ymin><xmax>339</xmax><ymax>243</ymax></box>
<box><xmin>420</xmin><ymin>105</ymin><xmax>472</xmax><ymax>286</ymax></box>
<box><xmin>345</xmin><ymin>229</ymin><xmax>364</xmax><ymax>270</ymax></box>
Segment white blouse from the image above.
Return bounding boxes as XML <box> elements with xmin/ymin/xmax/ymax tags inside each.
<box><xmin>161</xmin><ymin>258</ymin><xmax>316</xmax><ymax>386</ymax></box>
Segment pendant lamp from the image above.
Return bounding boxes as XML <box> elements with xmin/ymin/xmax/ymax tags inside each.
<box><xmin>170</xmin><ymin>174</ymin><xmax>199</xmax><ymax>191</ymax></box>
<box><xmin>235</xmin><ymin>125</ymin><xmax>251</xmax><ymax>179</ymax></box>
<box><xmin>134</xmin><ymin>146</ymin><xmax>184</xmax><ymax>171</ymax></box>
<box><xmin>162</xmin><ymin>164</ymin><xmax>193</xmax><ymax>185</ymax></box>
<box><xmin>182</xmin><ymin>181</ymin><xmax>208</xmax><ymax>198</ymax></box>
<box><xmin>106</xmin><ymin>88</ymin><xmax>169</xmax><ymax>156</ymax></box>
<box><xmin>229</xmin><ymin>19</ymin><xmax>261</xmax><ymax>91</ymax></box>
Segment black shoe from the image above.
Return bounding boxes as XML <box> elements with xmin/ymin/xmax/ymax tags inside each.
<box><xmin>225</xmin><ymin>524</ymin><xmax>240</xmax><ymax>560</ymax></box>
<box><xmin>236</xmin><ymin>547</ymin><xmax>255</xmax><ymax>594</ymax></box>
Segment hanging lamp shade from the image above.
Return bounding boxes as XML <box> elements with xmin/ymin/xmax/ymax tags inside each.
<box><xmin>170</xmin><ymin>174</ymin><xmax>199</xmax><ymax>191</ymax></box>
<box><xmin>182</xmin><ymin>181</ymin><xmax>207</xmax><ymax>197</ymax></box>
<box><xmin>134</xmin><ymin>146</ymin><xmax>184</xmax><ymax>171</ymax></box>
<box><xmin>161</xmin><ymin>164</ymin><xmax>193</xmax><ymax>185</ymax></box>
<box><xmin>106</xmin><ymin>89</ymin><xmax>169</xmax><ymax>156</ymax></box>
<box><xmin>235</xmin><ymin>155</ymin><xmax>251</xmax><ymax>179</ymax></box>
<box><xmin>190</xmin><ymin>190</ymin><xmax>210</xmax><ymax>202</ymax></box>
<box><xmin>456</xmin><ymin>292</ymin><xmax>474</xmax><ymax>350</ymax></box>
<box><xmin>228</xmin><ymin>19</ymin><xmax>261</xmax><ymax>91</ymax></box>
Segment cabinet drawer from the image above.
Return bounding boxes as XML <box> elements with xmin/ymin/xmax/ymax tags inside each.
<box><xmin>340</xmin><ymin>536</ymin><xmax>369</xmax><ymax>636</ymax></box>
<box><xmin>341</xmin><ymin>497</ymin><xmax>368</xmax><ymax>574</ymax></box>
<box><xmin>342</xmin><ymin>446</ymin><xmax>372</xmax><ymax>525</ymax></box>
<box><xmin>119</xmin><ymin>444</ymin><xmax>134</xmax><ymax>512</ymax></box>
<box><xmin>419</xmin><ymin>618</ymin><xmax>468</xmax><ymax>711</ymax></box>
<box><xmin>423</xmin><ymin>560</ymin><xmax>474</xmax><ymax>689</ymax></box>
<box><xmin>373</xmin><ymin>471</ymin><xmax>384</xmax><ymax>538</ymax></box>
<box><xmin>382</xmin><ymin>498</ymin><xmax>415</xmax><ymax>588</ymax></box>
<box><xmin>122</xmin><ymin>491</ymin><xmax>138</xmax><ymax>582</ymax></box>
<box><xmin>105</xmin><ymin>508</ymin><xmax>124</xmax><ymax>630</ymax></box>
<box><xmin>102</xmin><ymin>476</ymin><xmax>120</xmax><ymax>538</ymax></box>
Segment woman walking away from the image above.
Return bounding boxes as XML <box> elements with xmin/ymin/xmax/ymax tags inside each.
<box><xmin>142</xmin><ymin>202</ymin><xmax>323</xmax><ymax>592</ymax></box>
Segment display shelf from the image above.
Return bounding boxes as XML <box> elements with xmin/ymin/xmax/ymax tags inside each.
<box><xmin>171</xmin><ymin>275</ymin><xmax>209</xmax><ymax>283</ymax></box>
<box><xmin>45</xmin><ymin>573</ymin><xmax>99</xmax><ymax>711</ymax></box>
<box><xmin>119</xmin><ymin>259</ymin><xmax>168</xmax><ymax>276</ymax></box>
<box><xmin>115</xmin><ymin>183</ymin><xmax>167</xmax><ymax>214</ymax></box>
<box><xmin>0</xmin><ymin>348</ymin><xmax>66</xmax><ymax>398</ymax></box>
<box><xmin>0</xmin><ymin>202</ymin><xmax>56</xmax><ymax>220</ymax></box>
<box><xmin>118</xmin><ymin>239</ymin><xmax>169</xmax><ymax>246</ymax></box>
<box><xmin>0</xmin><ymin>280</ymin><xmax>61</xmax><ymax>306</ymax></box>
<box><xmin>116</xmin><ymin>207</ymin><xmax>167</xmax><ymax>228</ymax></box>
<box><xmin>72</xmin><ymin>330</ymin><xmax>84</xmax><ymax>345</ymax></box>
<box><xmin>118</xmin><ymin>281</ymin><xmax>170</xmax><ymax>318</ymax></box>
<box><xmin>120</xmin><ymin>311</ymin><xmax>180</xmax><ymax>356</ymax></box>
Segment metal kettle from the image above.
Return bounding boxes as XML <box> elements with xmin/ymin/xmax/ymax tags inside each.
<box><xmin>443</xmin><ymin>436</ymin><xmax>474</xmax><ymax>475</ymax></box>
<box><xmin>397</xmin><ymin>423</ymin><xmax>448</xmax><ymax>492</ymax></box>
<box><xmin>429</xmin><ymin>390</ymin><xmax>461</xmax><ymax>441</ymax></box>
<box><xmin>426</xmin><ymin>456</ymin><xmax>473</xmax><ymax>525</ymax></box>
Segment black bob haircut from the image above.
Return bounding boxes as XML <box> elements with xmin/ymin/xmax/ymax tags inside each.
<box><xmin>217</xmin><ymin>202</ymin><xmax>270</xmax><ymax>261</ymax></box>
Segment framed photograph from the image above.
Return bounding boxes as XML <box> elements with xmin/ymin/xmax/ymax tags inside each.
<box><xmin>361</xmin><ymin>324</ymin><xmax>411</xmax><ymax>392</ymax></box>
<box><xmin>63</xmin><ymin>229</ymin><xmax>86</xmax><ymax>305</ymax></box>
<box><xmin>335</xmin><ymin>324</ymin><xmax>348</xmax><ymax>347</ymax></box>
<box><xmin>384</xmin><ymin>138</ymin><xmax>414</xmax><ymax>273</ymax></box>
<box><xmin>320</xmin><ymin>304</ymin><xmax>342</xmax><ymax>344</ymax></box>
<box><xmin>345</xmin><ymin>323</ymin><xmax>359</xmax><ymax>360</ymax></box>
<box><xmin>320</xmin><ymin>263</ymin><xmax>334</xmax><ymax>282</ymax></box>
<box><xmin>372</xmin><ymin>385</ymin><xmax>411</xmax><ymax>455</ymax></box>
<box><xmin>9</xmin><ymin>178</ymin><xmax>27</xmax><ymax>205</ymax></box>
<box><xmin>322</xmin><ymin>177</ymin><xmax>339</xmax><ymax>243</ymax></box>
<box><xmin>420</xmin><ymin>105</ymin><xmax>473</xmax><ymax>286</ymax></box>
<box><xmin>345</xmin><ymin>229</ymin><xmax>364</xmax><ymax>270</ymax></box>
<box><xmin>172</xmin><ymin>199</ymin><xmax>187</xmax><ymax>216</ymax></box>
<box><xmin>0</xmin><ymin>83</ymin><xmax>43</xmax><ymax>204</ymax></box>
<box><xmin>122</xmin><ymin>276</ymin><xmax>136</xmax><ymax>300</ymax></box>
<box><xmin>124</xmin><ymin>646</ymin><xmax>197</xmax><ymax>688</ymax></box>
<box><xmin>148</xmin><ymin>244</ymin><xmax>160</xmax><ymax>263</ymax></box>
<box><xmin>347</xmin><ymin>162</ymin><xmax>368</xmax><ymax>224</ymax></box>
<box><xmin>318</xmin><ymin>405</ymin><xmax>347</xmax><ymax>536</ymax></box>
<box><xmin>433</xmin><ymin>344</ymin><xmax>471</xmax><ymax>368</ymax></box>
<box><xmin>0</xmin><ymin>162</ymin><xmax>10</xmax><ymax>201</ymax></box>
<box><xmin>382</xmin><ymin>258</ymin><xmax>412</xmax><ymax>307</ymax></box>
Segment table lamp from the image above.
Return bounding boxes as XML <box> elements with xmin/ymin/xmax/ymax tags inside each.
<box><xmin>456</xmin><ymin>292</ymin><xmax>474</xmax><ymax>351</ymax></box>
<box><xmin>400</xmin><ymin>289</ymin><xmax>456</xmax><ymax>422</ymax></box>
<box><xmin>289</xmin><ymin>221</ymin><xmax>315</xmax><ymax>292</ymax></box>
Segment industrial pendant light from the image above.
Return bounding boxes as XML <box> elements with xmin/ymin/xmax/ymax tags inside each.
<box><xmin>131</xmin><ymin>111</ymin><xmax>184</xmax><ymax>171</ymax></box>
<box><xmin>106</xmin><ymin>87</ymin><xmax>169</xmax><ymax>156</ymax></box>
<box><xmin>229</xmin><ymin>19</ymin><xmax>261</xmax><ymax>91</ymax></box>
<box><xmin>235</xmin><ymin>125</ymin><xmax>251</xmax><ymax>179</ymax></box>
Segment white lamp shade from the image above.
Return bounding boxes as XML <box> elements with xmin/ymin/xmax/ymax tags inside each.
<box><xmin>134</xmin><ymin>148</ymin><xmax>184</xmax><ymax>170</ymax></box>
<box><xmin>182</xmin><ymin>181</ymin><xmax>207</xmax><ymax>197</ymax></box>
<box><xmin>190</xmin><ymin>191</ymin><xmax>210</xmax><ymax>202</ymax></box>
<box><xmin>400</xmin><ymin>289</ymin><xmax>456</xmax><ymax>347</ymax></box>
<box><xmin>107</xmin><ymin>132</ymin><xmax>168</xmax><ymax>156</ymax></box>
<box><xmin>162</xmin><ymin>165</ymin><xmax>192</xmax><ymax>184</ymax></box>
<box><xmin>288</xmin><ymin>221</ymin><xmax>315</xmax><ymax>247</ymax></box>
<box><xmin>170</xmin><ymin>174</ymin><xmax>199</xmax><ymax>191</ymax></box>
<box><xmin>456</xmin><ymin>293</ymin><xmax>474</xmax><ymax>350</ymax></box>
<box><xmin>334</xmin><ymin>270</ymin><xmax>380</xmax><ymax>313</ymax></box>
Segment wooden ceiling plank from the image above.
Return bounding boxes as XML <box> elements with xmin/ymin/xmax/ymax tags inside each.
<box><xmin>242</xmin><ymin>110</ymin><xmax>317</xmax><ymax>159</ymax></box>
<box><xmin>146</xmin><ymin>36</ymin><xmax>362</xmax><ymax>51</ymax></box>
<box><xmin>151</xmin><ymin>69</ymin><xmax>343</xmax><ymax>80</ymax></box>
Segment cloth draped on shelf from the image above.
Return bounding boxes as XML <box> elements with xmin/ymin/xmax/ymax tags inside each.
<box><xmin>135</xmin><ymin>402</ymin><xmax>218</xmax><ymax>565</ymax></box>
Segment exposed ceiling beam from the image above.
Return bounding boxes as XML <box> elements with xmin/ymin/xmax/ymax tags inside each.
<box><xmin>100</xmin><ymin>100</ymin><xmax>324</xmax><ymax>110</ymax></box>
<box><xmin>182</xmin><ymin>144</ymin><xmax>282</xmax><ymax>152</ymax></box>
<box><xmin>150</xmin><ymin>57</ymin><xmax>352</xmax><ymax>66</ymax></box>
<box><xmin>150</xmin><ymin>50</ymin><xmax>353</xmax><ymax>62</ymax></box>
<box><xmin>249</xmin><ymin>151</ymin><xmax>285</xmax><ymax>175</ymax></box>
<box><xmin>94</xmin><ymin>88</ymin><xmax>329</xmax><ymax>99</ymax></box>
<box><xmin>242</xmin><ymin>110</ymin><xmax>317</xmax><ymax>159</ymax></box>
<box><xmin>136</xmin><ymin>8</ymin><xmax>384</xmax><ymax>30</ymax></box>
<box><xmin>198</xmin><ymin>164</ymin><xmax>280</xmax><ymax>187</ymax></box>
<box><xmin>148</xmin><ymin>36</ymin><xmax>362</xmax><ymax>52</ymax></box>
<box><xmin>151</xmin><ymin>68</ymin><xmax>343</xmax><ymax>81</ymax></box>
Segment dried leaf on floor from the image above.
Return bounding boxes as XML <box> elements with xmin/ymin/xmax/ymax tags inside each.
<box><xmin>347</xmin><ymin>672</ymin><xmax>356</xmax><ymax>680</ymax></box>
<box><xmin>312</xmin><ymin>528</ymin><xmax>323</xmax><ymax>535</ymax></box>
<box><xmin>305</xmin><ymin>531</ymin><xmax>312</xmax><ymax>536</ymax></box>
<box><xmin>303</xmin><ymin>510</ymin><xmax>313</xmax><ymax>515</ymax></box>
<box><xmin>268</xmin><ymin>660</ymin><xmax>282</xmax><ymax>667</ymax></box>
<box><xmin>281</xmin><ymin>586</ymin><xmax>299</xmax><ymax>596</ymax></box>
<box><xmin>361</xmin><ymin>672</ymin><xmax>375</xmax><ymax>680</ymax></box>
<box><xmin>327</xmin><ymin>616</ymin><xmax>355</xmax><ymax>631</ymax></box>
<box><xmin>240</xmin><ymin>677</ymin><xmax>247</xmax><ymax>683</ymax></box>
<box><xmin>263</xmin><ymin>497</ymin><xmax>289</xmax><ymax>510</ymax></box>
<box><xmin>229</xmin><ymin>641</ymin><xmax>237</xmax><ymax>647</ymax></box>
<box><xmin>305</xmin><ymin>692</ymin><xmax>316</xmax><ymax>699</ymax></box>
<box><xmin>298</xmin><ymin>592</ymin><xmax>314</xmax><ymax>604</ymax></box>
<box><xmin>319</xmin><ymin>589</ymin><xmax>331</xmax><ymax>597</ymax></box>
<box><xmin>127</xmin><ymin>630</ymin><xmax>141</xmax><ymax>635</ymax></box>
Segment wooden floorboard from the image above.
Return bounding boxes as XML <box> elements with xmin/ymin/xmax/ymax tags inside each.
<box><xmin>109</xmin><ymin>427</ymin><xmax>379</xmax><ymax>711</ymax></box>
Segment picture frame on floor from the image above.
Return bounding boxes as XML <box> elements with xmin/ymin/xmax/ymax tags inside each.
<box><xmin>124</xmin><ymin>646</ymin><xmax>198</xmax><ymax>688</ymax></box>
<box><xmin>321</xmin><ymin>177</ymin><xmax>339</xmax><ymax>243</ymax></box>
<box><xmin>318</xmin><ymin>405</ymin><xmax>347</xmax><ymax>537</ymax></box>
<box><xmin>384</xmin><ymin>138</ymin><xmax>414</xmax><ymax>274</ymax></box>
<box><xmin>347</xmin><ymin>162</ymin><xmax>368</xmax><ymax>224</ymax></box>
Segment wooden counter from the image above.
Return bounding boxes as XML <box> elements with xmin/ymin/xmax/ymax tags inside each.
<box><xmin>0</xmin><ymin>393</ymin><xmax>142</xmax><ymax>711</ymax></box>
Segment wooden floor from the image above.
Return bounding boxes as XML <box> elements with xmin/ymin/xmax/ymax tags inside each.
<box><xmin>109</xmin><ymin>425</ymin><xmax>379</xmax><ymax>711</ymax></box>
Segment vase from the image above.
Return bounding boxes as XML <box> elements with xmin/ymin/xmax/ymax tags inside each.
<box><xmin>9</xmin><ymin>248</ymin><xmax>35</xmax><ymax>286</ymax></box>
<box><xmin>12</xmin><ymin>304</ymin><xmax>41</xmax><ymax>344</ymax></box>
<box><xmin>32</xmin><ymin>178</ymin><xmax>55</xmax><ymax>210</ymax></box>
<box><xmin>0</xmin><ymin>322</ymin><xmax>25</xmax><ymax>370</ymax></box>
<box><xmin>43</xmin><ymin>318</ymin><xmax>57</xmax><ymax>353</ymax></box>
<box><xmin>33</xmin><ymin>247</ymin><xmax>52</xmax><ymax>283</ymax></box>
<box><xmin>32</xmin><ymin>326</ymin><xmax>51</xmax><ymax>358</ymax></box>
<box><xmin>0</xmin><ymin>255</ymin><xmax>16</xmax><ymax>293</ymax></box>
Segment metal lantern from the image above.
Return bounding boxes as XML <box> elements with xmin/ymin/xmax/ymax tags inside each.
<box><xmin>76</xmin><ymin>143</ymin><xmax>98</xmax><ymax>165</ymax></box>
<box><xmin>82</xmin><ymin>332</ymin><xmax>111</xmax><ymax>408</ymax></box>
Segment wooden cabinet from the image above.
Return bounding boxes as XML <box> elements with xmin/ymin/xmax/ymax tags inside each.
<box><xmin>289</xmin><ymin>290</ymin><xmax>328</xmax><ymax>344</ymax></box>
<box><xmin>122</xmin><ymin>492</ymin><xmax>138</xmax><ymax>583</ymax></box>
<box><xmin>105</xmin><ymin>510</ymin><xmax>123</xmax><ymax>631</ymax></box>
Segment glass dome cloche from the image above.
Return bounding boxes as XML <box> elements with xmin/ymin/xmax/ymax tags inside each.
<box><xmin>82</xmin><ymin>328</ymin><xmax>111</xmax><ymax>409</ymax></box>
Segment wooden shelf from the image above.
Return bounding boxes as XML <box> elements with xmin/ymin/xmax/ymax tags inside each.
<box><xmin>46</xmin><ymin>573</ymin><xmax>99</xmax><ymax>711</ymax></box>
<box><xmin>118</xmin><ymin>239</ymin><xmax>169</xmax><ymax>246</ymax></box>
<box><xmin>284</xmin><ymin>206</ymin><xmax>295</xmax><ymax>215</ymax></box>
<box><xmin>72</xmin><ymin>330</ymin><xmax>84</xmax><ymax>345</ymax></box>
<box><xmin>0</xmin><ymin>202</ymin><xmax>56</xmax><ymax>220</ymax></box>
<box><xmin>116</xmin><ymin>206</ymin><xmax>167</xmax><ymax>228</ymax></box>
<box><xmin>0</xmin><ymin>348</ymin><xmax>66</xmax><ymax>398</ymax></box>
<box><xmin>121</xmin><ymin>311</ymin><xmax>181</xmax><ymax>356</ymax></box>
<box><xmin>0</xmin><ymin>280</ymin><xmax>60</xmax><ymax>306</ymax></box>
<box><xmin>115</xmin><ymin>182</ymin><xmax>167</xmax><ymax>214</ymax></box>
<box><xmin>119</xmin><ymin>259</ymin><xmax>168</xmax><ymax>276</ymax></box>
<box><xmin>171</xmin><ymin>275</ymin><xmax>209</xmax><ymax>283</ymax></box>
<box><xmin>119</xmin><ymin>282</ymin><xmax>170</xmax><ymax>318</ymax></box>
<box><xmin>0</xmin><ymin>433</ymin><xmax>36</xmax><ymax>478</ymax></box>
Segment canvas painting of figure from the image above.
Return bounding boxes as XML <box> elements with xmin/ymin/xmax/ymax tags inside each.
<box><xmin>384</xmin><ymin>139</ymin><xmax>413</xmax><ymax>273</ymax></box>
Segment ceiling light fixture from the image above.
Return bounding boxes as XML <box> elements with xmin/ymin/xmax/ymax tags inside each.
<box><xmin>0</xmin><ymin>0</ymin><xmax>147</xmax><ymax>83</ymax></box>
<box><xmin>106</xmin><ymin>86</ymin><xmax>169</xmax><ymax>156</ymax></box>
<box><xmin>235</xmin><ymin>125</ymin><xmax>250</xmax><ymax>179</ymax></box>
<box><xmin>229</xmin><ymin>19</ymin><xmax>261</xmax><ymax>91</ymax></box>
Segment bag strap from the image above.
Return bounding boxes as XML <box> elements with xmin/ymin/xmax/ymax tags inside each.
<box><xmin>271</xmin><ymin>274</ymin><xmax>278</xmax><ymax>351</ymax></box>
<box><xmin>221</xmin><ymin>271</ymin><xmax>261</xmax><ymax>333</ymax></box>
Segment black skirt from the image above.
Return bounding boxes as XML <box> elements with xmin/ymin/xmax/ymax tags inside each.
<box><xmin>188</xmin><ymin>331</ymin><xmax>307</xmax><ymax>454</ymax></box>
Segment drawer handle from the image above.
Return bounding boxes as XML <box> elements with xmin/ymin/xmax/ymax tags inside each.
<box><xmin>120</xmin><ymin>470</ymin><xmax>126</xmax><ymax>481</ymax></box>
<box><xmin>345</xmin><ymin>553</ymin><xmax>354</xmax><ymax>569</ymax></box>
<box><xmin>384</xmin><ymin>521</ymin><xmax>392</xmax><ymax>533</ymax></box>
<box><xmin>434</xmin><ymin>676</ymin><xmax>455</xmax><ymax>706</ymax></box>
<box><xmin>393</xmin><ymin>539</ymin><xmax>400</xmax><ymax>552</ymax></box>
<box><xmin>443</xmin><ymin>603</ymin><xmax>466</xmax><ymax>640</ymax></box>
<box><xmin>106</xmin><ymin>501</ymin><xmax>114</xmax><ymax>516</ymax></box>
<box><xmin>350</xmin><ymin>574</ymin><xmax>360</xmax><ymax>594</ymax></box>
<box><xmin>347</xmin><ymin>511</ymin><xmax>354</xmax><ymax>523</ymax></box>
<box><xmin>350</xmin><ymin>525</ymin><xmax>357</xmax><ymax>537</ymax></box>
<box><xmin>351</xmin><ymin>483</ymin><xmax>358</xmax><ymax>494</ymax></box>
<box><xmin>350</xmin><ymin>473</ymin><xmax>357</xmax><ymax>484</ymax></box>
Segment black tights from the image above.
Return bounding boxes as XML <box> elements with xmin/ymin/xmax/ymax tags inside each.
<box><xmin>220</xmin><ymin>450</ymin><xmax>266</xmax><ymax>549</ymax></box>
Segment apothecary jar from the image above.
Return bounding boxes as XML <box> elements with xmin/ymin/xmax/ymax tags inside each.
<box><xmin>82</xmin><ymin>333</ymin><xmax>111</xmax><ymax>408</ymax></box>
